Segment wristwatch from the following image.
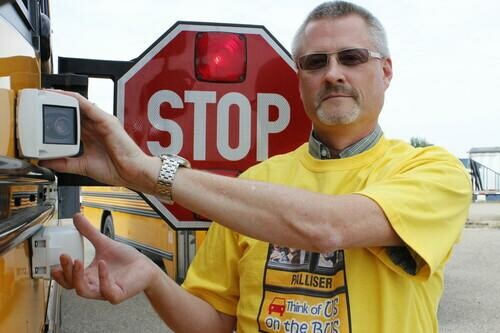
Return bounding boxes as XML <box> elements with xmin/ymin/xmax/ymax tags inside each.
<box><xmin>156</xmin><ymin>154</ymin><xmax>191</xmax><ymax>204</ymax></box>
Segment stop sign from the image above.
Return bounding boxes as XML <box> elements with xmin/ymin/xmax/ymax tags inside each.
<box><xmin>117</xmin><ymin>22</ymin><xmax>310</xmax><ymax>230</ymax></box>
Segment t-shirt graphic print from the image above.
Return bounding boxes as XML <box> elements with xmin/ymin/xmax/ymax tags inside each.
<box><xmin>257</xmin><ymin>244</ymin><xmax>352</xmax><ymax>332</ymax></box>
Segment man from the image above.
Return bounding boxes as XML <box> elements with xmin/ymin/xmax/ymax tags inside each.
<box><xmin>44</xmin><ymin>1</ymin><xmax>471</xmax><ymax>332</ymax></box>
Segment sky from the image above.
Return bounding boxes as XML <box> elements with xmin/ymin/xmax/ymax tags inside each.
<box><xmin>49</xmin><ymin>0</ymin><xmax>500</xmax><ymax>158</ymax></box>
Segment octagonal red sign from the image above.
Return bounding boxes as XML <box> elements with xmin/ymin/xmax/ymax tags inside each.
<box><xmin>117</xmin><ymin>22</ymin><xmax>309</xmax><ymax>229</ymax></box>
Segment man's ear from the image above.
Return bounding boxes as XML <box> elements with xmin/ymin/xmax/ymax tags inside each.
<box><xmin>382</xmin><ymin>57</ymin><xmax>393</xmax><ymax>88</ymax></box>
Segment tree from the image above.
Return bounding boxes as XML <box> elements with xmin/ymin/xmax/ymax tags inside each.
<box><xmin>410</xmin><ymin>137</ymin><xmax>433</xmax><ymax>148</ymax></box>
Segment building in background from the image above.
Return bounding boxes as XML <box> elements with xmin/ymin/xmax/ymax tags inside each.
<box><xmin>465</xmin><ymin>147</ymin><xmax>500</xmax><ymax>201</ymax></box>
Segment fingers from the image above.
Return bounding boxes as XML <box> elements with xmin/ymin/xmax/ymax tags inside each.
<box><xmin>72</xmin><ymin>213</ymin><xmax>108</xmax><ymax>248</ymax></box>
<box><xmin>46</xmin><ymin>89</ymin><xmax>111</xmax><ymax>121</ymax></box>
<box><xmin>51</xmin><ymin>254</ymin><xmax>75</xmax><ymax>289</ymax></box>
<box><xmin>98</xmin><ymin>260</ymin><xmax>124</xmax><ymax>305</ymax></box>
<box><xmin>60</xmin><ymin>254</ymin><xmax>74</xmax><ymax>286</ymax></box>
<box><xmin>52</xmin><ymin>257</ymin><xmax>119</xmax><ymax>303</ymax></box>
<box><xmin>38</xmin><ymin>157</ymin><xmax>66</xmax><ymax>172</ymax></box>
<box><xmin>72</xmin><ymin>259</ymin><xmax>103</xmax><ymax>299</ymax></box>
<box><xmin>72</xmin><ymin>260</ymin><xmax>124</xmax><ymax>304</ymax></box>
<box><xmin>44</xmin><ymin>89</ymin><xmax>130</xmax><ymax>148</ymax></box>
<box><xmin>51</xmin><ymin>266</ymin><xmax>72</xmax><ymax>289</ymax></box>
<box><xmin>38</xmin><ymin>156</ymin><xmax>80</xmax><ymax>174</ymax></box>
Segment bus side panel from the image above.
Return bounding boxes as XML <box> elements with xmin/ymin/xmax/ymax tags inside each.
<box><xmin>0</xmin><ymin>89</ymin><xmax>15</xmax><ymax>156</ymax></box>
<box><xmin>0</xmin><ymin>243</ymin><xmax>46</xmax><ymax>332</ymax></box>
<box><xmin>113</xmin><ymin>210</ymin><xmax>177</xmax><ymax>279</ymax></box>
<box><xmin>80</xmin><ymin>205</ymin><xmax>103</xmax><ymax>231</ymax></box>
<box><xmin>0</xmin><ymin>25</ymin><xmax>53</xmax><ymax>333</ymax></box>
<box><xmin>195</xmin><ymin>230</ymin><xmax>207</xmax><ymax>250</ymax></box>
<box><xmin>81</xmin><ymin>203</ymin><xmax>178</xmax><ymax>280</ymax></box>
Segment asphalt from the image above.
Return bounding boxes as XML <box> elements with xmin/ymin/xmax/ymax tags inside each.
<box><xmin>60</xmin><ymin>290</ymin><xmax>169</xmax><ymax>333</ymax></box>
<box><xmin>60</xmin><ymin>203</ymin><xmax>500</xmax><ymax>332</ymax></box>
<box><xmin>438</xmin><ymin>228</ymin><xmax>500</xmax><ymax>332</ymax></box>
<box><xmin>467</xmin><ymin>201</ymin><xmax>500</xmax><ymax>228</ymax></box>
<box><xmin>59</xmin><ymin>236</ymin><xmax>171</xmax><ymax>333</ymax></box>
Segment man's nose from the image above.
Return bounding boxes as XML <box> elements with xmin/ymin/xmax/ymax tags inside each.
<box><xmin>323</xmin><ymin>55</ymin><xmax>346</xmax><ymax>84</ymax></box>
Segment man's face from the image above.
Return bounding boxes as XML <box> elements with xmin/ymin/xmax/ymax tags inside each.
<box><xmin>297</xmin><ymin>15</ymin><xmax>392</xmax><ymax>131</ymax></box>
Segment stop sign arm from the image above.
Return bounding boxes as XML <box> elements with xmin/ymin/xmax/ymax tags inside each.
<box><xmin>58</xmin><ymin>56</ymin><xmax>134</xmax><ymax>116</ymax></box>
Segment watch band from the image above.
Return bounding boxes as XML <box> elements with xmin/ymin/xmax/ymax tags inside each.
<box><xmin>156</xmin><ymin>154</ymin><xmax>190</xmax><ymax>204</ymax></box>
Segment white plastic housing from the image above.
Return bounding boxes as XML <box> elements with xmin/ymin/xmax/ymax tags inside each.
<box><xmin>31</xmin><ymin>225</ymin><xmax>84</xmax><ymax>279</ymax></box>
<box><xmin>17</xmin><ymin>88</ymin><xmax>80</xmax><ymax>159</ymax></box>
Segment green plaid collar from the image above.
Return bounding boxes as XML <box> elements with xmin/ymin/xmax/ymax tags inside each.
<box><xmin>308</xmin><ymin>125</ymin><xmax>383</xmax><ymax>159</ymax></box>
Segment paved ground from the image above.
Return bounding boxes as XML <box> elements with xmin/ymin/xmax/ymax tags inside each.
<box><xmin>60</xmin><ymin>236</ymin><xmax>171</xmax><ymax>333</ymax></box>
<box><xmin>438</xmin><ymin>228</ymin><xmax>500</xmax><ymax>333</ymax></box>
<box><xmin>60</xmin><ymin>290</ymin><xmax>169</xmax><ymax>333</ymax></box>
<box><xmin>60</xmin><ymin>203</ymin><xmax>500</xmax><ymax>332</ymax></box>
<box><xmin>467</xmin><ymin>201</ymin><xmax>500</xmax><ymax>227</ymax></box>
<box><xmin>469</xmin><ymin>202</ymin><xmax>500</xmax><ymax>219</ymax></box>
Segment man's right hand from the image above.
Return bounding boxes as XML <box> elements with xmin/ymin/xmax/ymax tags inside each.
<box><xmin>39</xmin><ymin>91</ymin><xmax>160</xmax><ymax>194</ymax></box>
<box><xmin>53</xmin><ymin>214</ymin><xmax>236</xmax><ymax>332</ymax></box>
<box><xmin>51</xmin><ymin>213</ymin><xmax>161</xmax><ymax>304</ymax></box>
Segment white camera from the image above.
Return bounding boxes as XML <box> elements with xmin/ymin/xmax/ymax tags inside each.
<box><xmin>31</xmin><ymin>223</ymin><xmax>85</xmax><ymax>280</ymax></box>
<box><xmin>17</xmin><ymin>89</ymin><xmax>80</xmax><ymax>159</ymax></box>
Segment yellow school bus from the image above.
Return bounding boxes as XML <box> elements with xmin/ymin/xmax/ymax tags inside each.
<box><xmin>81</xmin><ymin>186</ymin><xmax>206</xmax><ymax>282</ymax></box>
<box><xmin>0</xmin><ymin>0</ymin><xmax>61</xmax><ymax>332</ymax></box>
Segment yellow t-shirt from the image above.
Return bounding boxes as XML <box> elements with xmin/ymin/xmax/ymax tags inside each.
<box><xmin>182</xmin><ymin>137</ymin><xmax>471</xmax><ymax>333</ymax></box>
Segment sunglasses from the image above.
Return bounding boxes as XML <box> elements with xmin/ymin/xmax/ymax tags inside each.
<box><xmin>297</xmin><ymin>48</ymin><xmax>383</xmax><ymax>71</ymax></box>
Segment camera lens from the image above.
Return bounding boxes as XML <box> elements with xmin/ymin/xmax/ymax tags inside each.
<box><xmin>43</xmin><ymin>105</ymin><xmax>77</xmax><ymax>144</ymax></box>
<box><xmin>53</xmin><ymin>117</ymin><xmax>71</xmax><ymax>137</ymax></box>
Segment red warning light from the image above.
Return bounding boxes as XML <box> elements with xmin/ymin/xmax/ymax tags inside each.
<box><xmin>195</xmin><ymin>32</ymin><xmax>247</xmax><ymax>83</ymax></box>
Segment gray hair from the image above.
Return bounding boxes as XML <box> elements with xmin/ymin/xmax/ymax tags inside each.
<box><xmin>291</xmin><ymin>1</ymin><xmax>390</xmax><ymax>60</ymax></box>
